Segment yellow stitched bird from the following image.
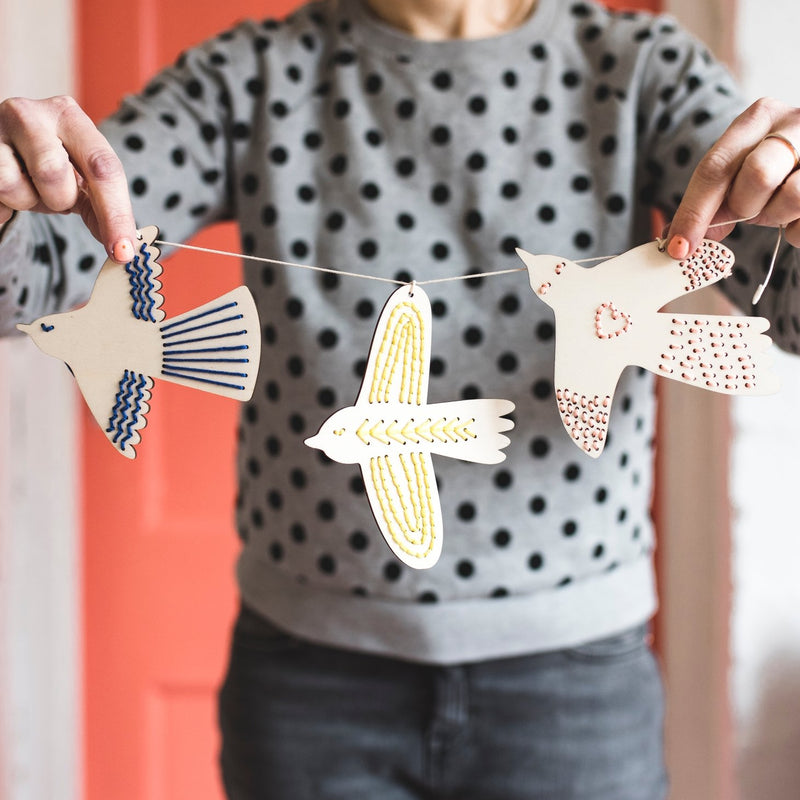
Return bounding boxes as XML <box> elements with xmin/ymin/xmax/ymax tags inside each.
<box><xmin>517</xmin><ymin>239</ymin><xmax>779</xmax><ymax>458</ymax></box>
<box><xmin>305</xmin><ymin>284</ymin><xmax>515</xmax><ymax>569</ymax></box>
<box><xmin>16</xmin><ymin>225</ymin><xmax>261</xmax><ymax>459</ymax></box>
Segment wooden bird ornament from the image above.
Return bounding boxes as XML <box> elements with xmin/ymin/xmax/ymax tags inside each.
<box><xmin>305</xmin><ymin>284</ymin><xmax>515</xmax><ymax>569</ymax></box>
<box><xmin>16</xmin><ymin>226</ymin><xmax>261</xmax><ymax>459</ymax></box>
<box><xmin>517</xmin><ymin>239</ymin><xmax>779</xmax><ymax>458</ymax></box>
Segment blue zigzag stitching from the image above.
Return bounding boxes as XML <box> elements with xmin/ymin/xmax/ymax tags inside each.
<box><xmin>125</xmin><ymin>256</ymin><xmax>145</xmax><ymax>320</ymax></box>
<box><xmin>139</xmin><ymin>243</ymin><xmax>158</xmax><ymax>323</ymax></box>
<box><xmin>118</xmin><ymin>374</ymin><xmax>148</xmax><ymax>452</ymax></box>
<box><xmin>106</xmin><ymin>370</ymin><xmax>133</xmax><ymax>442</ymax></box>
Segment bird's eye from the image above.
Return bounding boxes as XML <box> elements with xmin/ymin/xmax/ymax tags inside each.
<box><xmin>333</xmin><ymin>428</ymin><xmax>345</xmax><ymax>436</ymax></box>
<box><xmin>41</xmin><ymin>323</ymin><xmax>55</xmax><ymax>332</ymax></box>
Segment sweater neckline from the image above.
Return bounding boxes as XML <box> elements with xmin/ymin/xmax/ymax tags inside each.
<box><xmin>336</xmin><ymin>0</ymin><xmax>560</xmax><ymax>66</ymax></box>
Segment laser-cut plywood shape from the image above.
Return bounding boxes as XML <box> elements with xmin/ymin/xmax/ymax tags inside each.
<box><xmin>305</xmin><ymin>284</ymin><xmax>515</xmax><ymax>569</ymax></box>
<box><xmin>517</xmin><ymin>239</ymin><xmax>780</xmax><ymax>458</ymax></box>
<box><xmin>16</xmin><ymin>225</ymin><xmax>261</xmax><ymax>459</ymax></box>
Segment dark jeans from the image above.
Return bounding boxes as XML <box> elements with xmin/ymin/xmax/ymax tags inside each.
<box><xmin>219</xmin><ymin>605</ymin><xmax>668</xmax><ymax>800</ymax></box>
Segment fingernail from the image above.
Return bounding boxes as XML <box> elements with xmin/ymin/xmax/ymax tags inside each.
<box><xmin>667</xmin><ymin>236</ymin><xmax>690</xmax><ymax>260</ymax></box>
<box><xmin>112</xmin><ymin>238</ymin><xmax>134</xmax><ymax>263</ymax></box>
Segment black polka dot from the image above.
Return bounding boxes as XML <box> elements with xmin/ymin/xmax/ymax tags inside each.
<box><xmin>503</xmin><ymin>126</ymin><xmax>518</xmax><ymax>144</ymax></box>
<box><xmin>431</xmin><ymin>125</ymin><xmax>451</xmax><ymax>145</ymax></box>
<box><xmin>384</xmin><ymin>562</ymin><xmax>402</xmax><ymax>581</ymax></box>
<box><xmin>532</xmin><ymin>96</ymin><xmax>551</xmax><ymax>114</ymax></box>
<box><xmin>562</xmin><ymin>520</ymin><xmax>578</xmax><ymax>537</ymax></box>
<box><xmin>265</xmin><ymin>436</ymin><xmax>281</xmax><ymax>456</ymax></box>
<box><xmin>397</xmin><ymin>212</ymin><xmax>415</xmax><ymax>230</ymax></box>
<box><xmin>461</xmin><ymin>385</ymin><xmax>481</xmax><ymax>400</ymax></box>
<box><xmin>290</xmin><ymin>468</ymin><xmax>307</xmax><ymax>489</ymax></box>
<box><xmin>432</xmin><ymin>70</ymin><xmax>453</xmax><ymax>90</ymax></box>
<box><xmin>396</xmin><ymin>98</ymin><xmax>416</xmax><ymax>118</ymax></box>
<box><xmin>317</xmin><ymin>387</ymin><xmax>336</xmax><ymax>407</ymax></box>
<box><xmin>124</xmin><ymin>134</ymin><xmax>144</xmax><ymax>151</ymax></box>
<box><xmin>318</xmin><ymin>554</ymin><xmax>336</xmax><ymax>575</ymax></box>
<box><xmin>431</xmin><ymin>242</ymin><xmax>449</xmax><ymax>260</ymax></box>
<box><xmin>564</xmin><ymin>463</ymin><xmax>581</xmax><ymax>481</ymax></box>
<box><xmin>432</xmin><ymin>300</ymin><xmax>447</xmax><ymax>317</ymax></box>
<box><xmin>349</xmin><ymin>531</ymin><xmax>369</xmax><ymax>551</ymax></box>
<box><xmin>562</xmin><ymin>70</ymin><xmax>582</xmax><ymax>88</ymax></box>
<box><xmin>365</xmin><ymin>73</ymin><xmax>383</xmax><ymax>93</ymax></box>
<box><xmin>494</xmin><ymin>470</ymin><xmax>513</xmax><ymax>489</ymax></box>
<box><xmin>532</xmin><ymin>379</ymin><xmax>552</xmax><ymax>400</ymax></box>
<box><xmin>572</xmin><ymin>175</ymin><xmax>591</xmax><ymax>192</ymax></box>
<box><xmin>567</xmin><ymin>121</ymin><xmax>588</xmax><ymax>141</ymax></box>
<box><xmin>467</xmin><ymin>152</ymin><xmax>487</xmax><ymax>171</ymax></box>
<box><xmin>497</xmin><ymin>352</ymin><xmax>518</xmax><ymax>373</ymax></box>
<box><xmin>536</xmin><ymin>321</ymin><xmax>555</xmax><ymax>341</ymax></box>
<box><xmin>529</xmin><ymin>496</ymin><xmax>546</xmax><ymax>514</ymax></box>
<box><xmin>418</xmin><ymin>592</ymin><xmax>439</xmax><ymax>604</ymax></box>
<box><xmin>503</xmin><ymin>70</ymin><xmax>518</xmax><ymax>88</ymax></box>
<box><xmin>535</xmin><ymin>150</ymin><xmax>554</xmax><ymax>168</ymax></box>
<box><xmin>329</xmin><ymin>154</ymin><xmax>348</xmax><ymax>174</ymax></box>
<box><xmin>463</xmin><ymin>326</ymin><xmax>484</xmax><ymax>346</ymax></box>
<box><xmin>456</xmin><ymin>560</ymin><xmax>475</xmax><ymax>578</ymax></box>
<box><xmin>359</xmin><ymin>240</ymin><xmax>378</xmax><ymax>259</ymax></box>
<box><xmin>499</xmin><ymin>294</ymin><xmax>520</xmax><ymax>314</ymax></box>
<box><xmin>269</xmin><ymin>542</ymin><xmax>284</xmax><ymax>562</ymax></box>
<box><xmin>593</xmin><ymin>543</ymin><xmax>605</xmax><ymax>559</ymax></box>
<box><xmin>317</xmin><ymin>499</ymin><xmax>335</xmax><ymax>521</ymax></box>
<box><xmin>464</xmin><ymin>210</ymin><xmax>483</xmax><ymax>230</ymax></box>
<box><xmin>304</xmin><ymin>130</ymin><xmax>323</xmax><ymax>149</ymax></box>
<box><xmin>528</xmin><ymin>552</ymin><xmax>544</xmax><ymax>570</ymax></box>
<box><xmin>501</xmin><ymin>182</ymin><xmax>520</xmax><ymax>199</ymax></box>
<box><xmin>431</xmin><ymin>183</ymin><xmax>450</xmax><ymax>204</ymax></box>
<box><xmin>457</xmin><ymin>502</ymin><xmax>476</xmax><ymax>521</ymax></box>
<box><xmin>395</xmin><ymin>157</ymin><xmax>416</xmax><ymax>177</ymax></box>
<box><xmin>493</xmin><ymin>528</ymin><xmax>512</xmax><ymax>547</ymax></box>
<box><xmin>595</xmin><ymin>487</ymin><xmax>608</xmax><ymax>503</ymax></box>
<box><xmin>468</xmin><ymin>95</ymin><xmax>487</xmax><ymax>114</ymax></box>
<box><xmin>530</xmin><ymin>436</ymin><xmax>551</xmax><ymax>458</ymax></box>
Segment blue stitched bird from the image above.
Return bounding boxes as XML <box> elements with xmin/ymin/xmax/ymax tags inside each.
<box><xmin>304</xmin><ymin>284</ymin><xmax>515</xmax><ymax>568</ymax></box>
<box><xmin>16</xmin><ymin>225</ymin><xmax>261</xmax><ymax>459</ymax></box>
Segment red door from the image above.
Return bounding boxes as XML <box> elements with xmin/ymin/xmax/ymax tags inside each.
<box><xmin>77</xmin><ymin>1</ymin><xmax>659</xmax><ymax>799</ymax></box>
<box><xmin>77</xmin><ymin>2</ymin><xmax>298</xmax><ymax>799</ymax></box>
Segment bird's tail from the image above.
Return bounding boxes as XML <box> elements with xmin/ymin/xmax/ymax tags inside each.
<box><xmin>157</xmin><ymin>286</ymin><xmax>261</xmax><ymax>400</ymax></box>
<box><xmin>637</xmin><ymin>312</ymin><xmax>779</xmax><ymax>395</ymax></box>
<box><xmin>423</xmin><ymin>399</ymin><xmax>516</xmax><ymax>464</ymax></box>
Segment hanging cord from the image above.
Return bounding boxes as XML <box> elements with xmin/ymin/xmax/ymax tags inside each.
<box><xmin>154</xmin><ymin>213</ymin><xmax>784</xmax><ymax>296</ymax></box>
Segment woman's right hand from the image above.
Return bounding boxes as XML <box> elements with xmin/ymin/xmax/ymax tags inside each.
<box><xmin>0</xmin><ymin>95</ymin><xmax>138</xmax><ymax>262</ymax></box>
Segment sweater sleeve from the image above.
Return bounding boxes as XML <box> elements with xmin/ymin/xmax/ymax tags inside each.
<box><xmin>634</xmin><ymin>15</ymin><xmax>800</xmax><ymax>355</ymax></box>
<box><xmin>0</xmin><ymin>19</ymin><xmax>274</xmax><ymax>337</ymax></box>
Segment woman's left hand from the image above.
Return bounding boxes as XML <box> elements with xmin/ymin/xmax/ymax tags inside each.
<box><xmin>667</xmin><ymin>97</ymin><xmax>800</xmax><ymax>259</ymax></box>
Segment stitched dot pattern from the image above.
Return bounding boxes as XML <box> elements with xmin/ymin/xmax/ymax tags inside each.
<box><xmin>1</xmin><ymin>0</ymin><xmax>794</xmax><ymax>622</ymax></box>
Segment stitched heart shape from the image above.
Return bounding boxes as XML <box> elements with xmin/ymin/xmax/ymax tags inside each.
<box><xmin>595</xmin><ymin>302</ymin><xmax>631</xmax><ymax>340</ymax></box>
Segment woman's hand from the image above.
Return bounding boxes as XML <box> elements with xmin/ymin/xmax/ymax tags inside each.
<box><xmin>0</xmin><ymin>95</ymin><xmax>138</xmax><ymax>262</ymax></box>
<box><xmin>668</xmin><ymin>98</ymin><xmax>800</xmax><ymax>259</ymax></box>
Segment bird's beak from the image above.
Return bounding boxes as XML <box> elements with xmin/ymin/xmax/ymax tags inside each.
<box><xmin>304</xmin><ymin>434</ymin><xmax>320</xmax><ymax>450</ymax></box>
<box><xmin>15</xmin><ymin>323</ymin><xmax>33</xmax><ymax>336</ymax></box>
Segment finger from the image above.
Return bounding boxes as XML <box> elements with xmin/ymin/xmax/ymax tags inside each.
<box><xmin>0</xmin><ymin>141</ymin><xmax>38</xmax><ymax>211</ymax></box>
<box><xmin>667</xmin><ymin>100</ymin><xmax>781</xmax><ymax>259</ymax></box>
<box><xmin>785</xmin><ymin>217</ymin><xmax>800</xmax><ymax>248</ymax></box>
<box><xmin>758</xmin><ymin>169</ymin><xmax>800</xmax><ymax>227</ymax></box>
<box><xmin>726</xmin><ymin>133</ymin><xmax>800</xmax><ymax>222</ymax></box>
<box><xmin>7</xmin><ymin>128</ymin><xmax>80</xmax><ymax>213</ymax></box>
<box><xmin>56</xmin><ymin>101</ymin><xmax>137</xmax><ymax>262</ymax></box>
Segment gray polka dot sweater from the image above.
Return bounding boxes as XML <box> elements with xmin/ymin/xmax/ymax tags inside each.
<box><xmin>2</xmin><ymin>0</ymin><xmax>799</xmax><ymax>662</ymax></box>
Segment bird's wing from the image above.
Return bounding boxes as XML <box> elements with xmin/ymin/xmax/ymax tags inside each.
<box><xmin>76</xmin><ymin>367</ymin><xmax>154</xmax><ymax>460</ymax></box>
<box><xmin>356</xmin><ymin>284</ymin><xmax>431</xmax><ymax>407</ymax></box>
<box><xmin>593</xmin><ymin>239</ymin><xmax>735</xmax><ymax>311</ymax></box>
<box><xmin>631</xmin><ymin>312</ymin><xmax>780</xmax><ymax>395</ymax></box>
<box><xmin>88</xmin><ymin>225</ymin><xmax>166</xmax><ymax>323</ymax></box>
<box><xmin>552</xmin><ymin>330</ymin><xmax>623</xmax><ymax>458</ymax></box>
<box><xmin>362</xmin><ymin>450</ymin><xmax>443</xmax><ymax>569</ymax></box>
<box><xmin>156</xmin><ymin>286</ymin><xmax>261</xmax><ymax>400</ymax></box>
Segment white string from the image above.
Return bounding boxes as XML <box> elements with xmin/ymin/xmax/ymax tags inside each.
<box><xmin>154</xmin><ymin>239</ymin><xmax>406</xmax><ymax>286</ymax></box>
<box><xmin>155</xmin><ymin>212</ymin><xmax>782</xmax><ymax>295</ymax></box>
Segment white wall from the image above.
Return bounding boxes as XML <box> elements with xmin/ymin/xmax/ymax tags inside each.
<box><xmin>0</xmin><ymin>1</ymin><xmax>80</xmax><ymax>799</ymax></box>
<box><xmin>731</xmin><ymin>2</ymin><xmax>800</xmax><ymax>795</ymax></box>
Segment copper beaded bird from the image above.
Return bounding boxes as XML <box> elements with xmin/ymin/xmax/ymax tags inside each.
<box><xmin>304</xmin><ymin>283</ymin><xmax>515</xmax><ymax>569</ymax></box>
<box><xmin>16</xmin><ymin>226</ymin><xmax>261</xmax><ymax>459</ymax></box>
<box><xmin>517</xmin><ymin>239</ymin><xmax>779</xmax><ymax>458</ymax></box>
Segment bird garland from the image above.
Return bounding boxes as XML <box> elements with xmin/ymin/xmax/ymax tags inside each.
<box><xmin>15</xmin><ymin>225</ymin><xmax>780</xmax><ymax>567</ymax></box>
<box><xmin>16</xmin><ymin>226</ymin><xmax>261</xmax><ymax>459</ymax></box>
